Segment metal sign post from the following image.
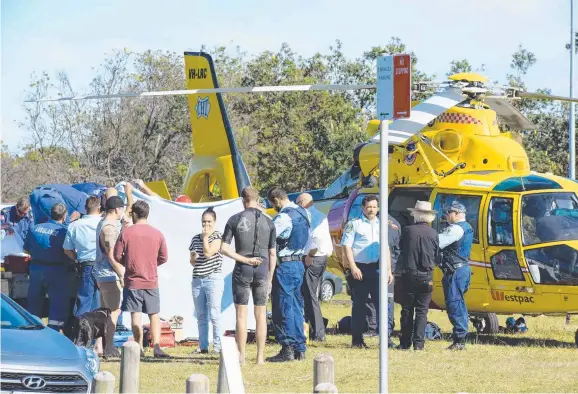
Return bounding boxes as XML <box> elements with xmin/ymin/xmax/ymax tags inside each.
<box><xmin>376</xmin><ymin>54</ymin><xmax>411</xmax><ymax>394</ymax></box>
<box><xmin>570</xmin><ymin>0</ymin><xmax>576</xmax><ymax>180</ymax></box>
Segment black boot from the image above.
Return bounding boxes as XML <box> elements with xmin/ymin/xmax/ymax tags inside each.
<box><xmin>447</xmin><ymin>338</ymin><xmax>466</xmax><ymax>351</ymax></box>
<box><xmin>294</xmin><ymin>350</ymin><xmax>306</xmax><ymax>361</ymax></box>
<box><xmin>352</xmin><ymin>340</ymin><xmax>368</xmax><ymax>349</ymax></box>
<box><xmin>267</xmin><ymin>345</ymin><xmax>295</xmax><ymax>362</ymax></box>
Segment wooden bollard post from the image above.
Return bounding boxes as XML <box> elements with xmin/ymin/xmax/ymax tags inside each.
<box><xmin>186</xmin><ymin>374</ymin><xmax>210</xmax><ymax>393</ymax></box>
<box><xmin>314</xmin><ymin>383</ymin><xmax>338</xmax><ymax>393</ymax></box>
<box><xmin>313</xmin><ymin>353</ymin><xmax>335</xmax><ymax>392</ymax></box>
<box><xmin>92</xmin><ymin>371</ymin><xmax>115</xmax><ymax>393</ymax></box>
<box><xmin>120</xmin><ymin>341</ymin><xmax>141</xmax><ymax>393</ymax></box>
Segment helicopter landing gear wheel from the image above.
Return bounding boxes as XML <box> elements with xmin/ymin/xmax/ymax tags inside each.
<box><xmin>471</xmin><ymin>313</ymin><xmax>499</xmax><ymax>334</ymax></box>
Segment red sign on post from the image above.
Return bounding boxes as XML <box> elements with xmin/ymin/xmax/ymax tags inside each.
<box><xmin>393</xmin><ymin>54</ymin><xmax>411</xmax><ymax>119</ymax></box>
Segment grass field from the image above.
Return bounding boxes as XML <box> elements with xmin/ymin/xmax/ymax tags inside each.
<box><xmin>100</xmin><ymin>292</ymin><xmax>578</xmax><ymax>393</ymax></box>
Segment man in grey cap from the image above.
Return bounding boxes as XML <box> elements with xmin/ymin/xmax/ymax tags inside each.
<box><xmin>438</xmin><ymin>201</ymin><xmax>474</xmax><ymax>350</ymax></box>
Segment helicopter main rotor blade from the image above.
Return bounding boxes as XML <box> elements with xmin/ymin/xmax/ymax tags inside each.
<box><xmin>24</xmin><ymin>84</ymin><xmax>377</xmax><ymax>103</ymax></box>
<box><xmin>517</xmin><ymin>91</ymin><xmax>578</xmax><ymax>104</ymax></box>
<box><xmin>484</xmin><ymin>97</ymin><xmax>536</xmax><ymax>130</ymax></box>
<box><xmin>371</xmin><ymin>87</ymin><xmax>465</xmax><ymax>145</ymax></box>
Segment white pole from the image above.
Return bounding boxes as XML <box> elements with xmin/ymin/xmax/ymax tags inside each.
<box><xmin>379</xmin><ymin>120</ymin><xmax>389</xmax><ymax>394</ymax></box>
<box><xmin>571</xmin><ymin>0</ymin><xmax>576</xmax><ymax>179</ymax></box>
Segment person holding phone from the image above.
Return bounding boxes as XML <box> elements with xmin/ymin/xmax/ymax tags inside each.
<box><xmin>189</xmin><ymin>207</ymin><xmax>224</xmax><ymax>354</ymax></box>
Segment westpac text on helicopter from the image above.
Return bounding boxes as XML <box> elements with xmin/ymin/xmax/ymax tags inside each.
<box><xmin>491</xmin><ymin>291</ymin><xmax>535</xmax><ymax>304</ymax></box>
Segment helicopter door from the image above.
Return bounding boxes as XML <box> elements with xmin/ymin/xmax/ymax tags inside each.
<box><xmin>388</xmin><ymin>187</ymin><xmax>433</xmax><ymax>228</ymax></box>
<box><xmin>431</xmin><ymin>191</ymin><xmax>488</xmax><ymax>308</ymax></box>
<box><xmin>483</xmin><ymin>196</ymin><xmax>536</xmax><ymax>313</ymax></box>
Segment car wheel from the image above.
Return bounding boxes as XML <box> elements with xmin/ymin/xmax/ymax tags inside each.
<box><xmin>320</xmin><ymin>280</ymin><xmax>334</xmax><ymax>302</ymax></box>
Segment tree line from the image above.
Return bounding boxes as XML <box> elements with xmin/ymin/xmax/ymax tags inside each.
<box><xmin>1</xmin><ymin>38</ymin><xmax>576</xmax><ymax>201</ymax></box>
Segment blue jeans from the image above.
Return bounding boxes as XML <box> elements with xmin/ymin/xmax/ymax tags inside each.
<box><xmin>192</xmin><ymin>273</ymin><xmax>224</xmax><ymax>351</ymax></box>
<box><xmin>74</xmin><ymin>264</ymin><xmax>100</xmax><ymax>317</ymax></box>
<box><xmin>27</xmin><ymin>264</ymin><xmax>71</xmax><ymax>331</ymax></box>
<box><xmin>271</xmin><ymin>260</ymin><xmax>306</xmax><ymax>352</ymax></box>
<box><xmin>442</xmin><ymin>265</ymin><xmax>471</xmax><ymax>341</ymax></box>
<box><xmin>388</xmin><ymin>276</ymin><xmax>395</xmax><ymax>339</ymax></box>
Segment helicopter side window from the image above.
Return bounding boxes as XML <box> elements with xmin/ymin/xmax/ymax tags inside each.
<box><xmin>433</xmin><ymin>193</ymin><xmax>482</xmax><ymax>243</ymax></box>
<box><xmin>524</xmin><ymin>245</ymin><xmax>578</xmax><ymax>286</ymax></box>
<box><xmin>487</xmin><ymin>197</ymin><xmax>514</xmax><ymax>246</ymax></box>
<box><xmin>490</xmin><ymin>250</ymin><xmax>525</xmax><ymax>281</ymax></box>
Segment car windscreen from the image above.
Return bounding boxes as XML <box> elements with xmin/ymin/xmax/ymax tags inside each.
<box><xmin>1</xmin><ymin>297</ymin><xmax>37</xmax><ymax>329</ymax></box>
<box><xmin>521</xmin><ymin>192</ymin><xmax>578</xmax><ymax>245</ymax></box>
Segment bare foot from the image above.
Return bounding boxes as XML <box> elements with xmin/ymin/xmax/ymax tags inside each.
<box><xmin>256</xmin><ymin>359</ymin><xmax>265</xmax><ymax>365</ymax></box>
<box><xmin>239</xmin><ymin>354</ymin><xmax>246</xmax><ymax>366</ymax></box>
<box><xmin>153</xmin><ymin>345</ymin><xmax>170</xmax><ymax>358</ymax></box>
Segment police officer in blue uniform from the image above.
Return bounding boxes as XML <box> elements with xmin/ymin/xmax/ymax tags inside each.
<box><xmin>1</xmin><ymin>196</ymin><xmax>34</xmax><ymax>240</ymax></box>
<box><xmin>438</xmin><ymin>201</ymin><xmax>474</xmax><ymax>350</ymax></box>
<box><xmin>267</xmin><ymin>187</ymin><xmax>311</xmax><ymax>362</ymax></box>
<box><xmin>29</xmin><ymin>184</ymin><xmax>87</xmax><ymax>225</ymax></box>
<box><xmin>342</xmin><ymin>195</ymin><xmax>393</xmax><ymax>348</ymax></box>
<box><xmin>63</xmin><ymin>196</ymin><xmax>103</xmax><ymax>317</ymax></box>
<box><xmin>24</xmin><ymin>203</ymin><xmax>72</xmax><ymax>331</ymax></box>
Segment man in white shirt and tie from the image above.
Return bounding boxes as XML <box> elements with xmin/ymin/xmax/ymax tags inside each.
<box><xmin>296</xmin><ymin>193</ymin><xmax>334</xmax><ymax>342</ymax></box>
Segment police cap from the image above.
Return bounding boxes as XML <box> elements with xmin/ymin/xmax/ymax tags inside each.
<box><xmin>445</xmin><ymin>201</ymin><xmax>466</xmax><ymax>214</ymax></box>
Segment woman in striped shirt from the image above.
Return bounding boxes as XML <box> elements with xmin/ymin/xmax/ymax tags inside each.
<box><xmin>189</xmin><ymin>207</ymin><xmax>224</xmax><ymax>353</ymax></box>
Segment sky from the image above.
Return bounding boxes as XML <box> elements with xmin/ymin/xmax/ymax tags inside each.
<box><xmin>1</xmin><ymin>0</ymin><xmax>574</xmax><ymax>153</ymax></box>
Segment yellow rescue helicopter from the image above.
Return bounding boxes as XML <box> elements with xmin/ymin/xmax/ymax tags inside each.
<box><xmin>180</xmin><ymin>53</ymin><xmax>578</xmax><ymax>345</ymax></box>
<box><xmin>35</xmin><ymin>52</ymin><xmax>578</xmax><ymax>346</ymax></box>
<box><xmin>331</xmin><ymin>73</ymin><xmax>578</xmax><ymax>340</ymax></box>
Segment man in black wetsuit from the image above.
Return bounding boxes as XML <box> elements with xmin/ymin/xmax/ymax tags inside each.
<box><xmin>221</xmin><ymin>186</ymin><xmax>277</xmax><ymax>365</ymax></box>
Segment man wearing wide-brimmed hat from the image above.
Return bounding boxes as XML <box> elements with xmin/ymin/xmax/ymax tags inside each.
<box><xmin>396</xmin><ymin>200</ymin><xmax>439</xmax><ymax>351</ymax></box>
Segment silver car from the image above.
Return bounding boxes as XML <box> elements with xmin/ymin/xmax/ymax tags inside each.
<box><xmin>0</xmin><ymin>293</ymin><xmax>100</xmax><ymax>393</ymax></box>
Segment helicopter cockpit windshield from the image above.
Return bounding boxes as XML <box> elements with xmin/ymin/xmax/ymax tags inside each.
<box><xmin>521</xmin><ymin>192</ymin><xmax>578</xmax><ymax>245</ymax></box>
<box><xmin>521</xmin><ymin>192</ymin><xmax>578</xmax><ymax>286</ymax></box>
<box><xmin>323</xmin><ymin>166</ymin><xmax>361</xmax><ymax>199</ymax></box>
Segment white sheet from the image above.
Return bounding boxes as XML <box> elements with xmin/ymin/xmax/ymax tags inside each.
<box><xmin>115</xmin><ymin>186</ymin><xmax>255</xmax><ymax>339</ymax></box>
<box><xmin>1</xmin><ymin>191</ymin><xmax>257</xmax><ymax>340</ymax></box>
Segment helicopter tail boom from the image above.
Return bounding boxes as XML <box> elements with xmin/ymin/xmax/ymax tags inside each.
<box><xmin>183</xmin><ymin>52</ymin><xmax>250</xmax><ymax>200</ymax></box>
